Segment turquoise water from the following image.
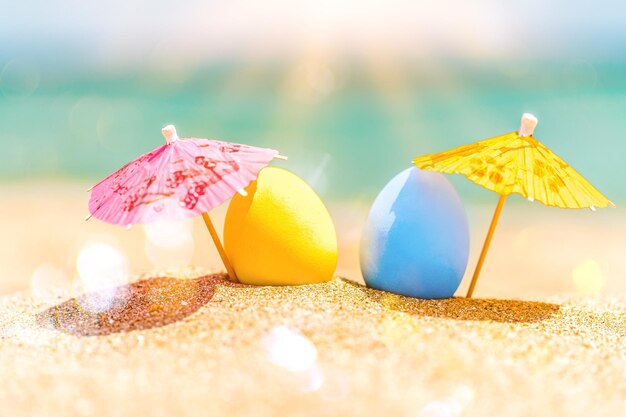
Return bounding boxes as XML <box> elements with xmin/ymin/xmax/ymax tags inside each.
<box><xmin>2</xmin><ymin>61</ymin><xmax>625</xmax><ymax>201</ymax></box>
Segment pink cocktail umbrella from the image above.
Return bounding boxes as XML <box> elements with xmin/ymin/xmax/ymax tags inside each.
<box><xmin>86</xmin><ymin>125</ymin><xmax>285</xmax><ymax>282</ymax></box>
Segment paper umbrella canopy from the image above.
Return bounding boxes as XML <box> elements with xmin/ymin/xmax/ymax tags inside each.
<box><xmin>87</xmin><ymin>125</ymin><xmax>285</xmax><ymax>281</ymax></box>
<box><xmin>413</xmin><ymin>113</ymin><xmax>614</xmax><ymax>297</ymax></box>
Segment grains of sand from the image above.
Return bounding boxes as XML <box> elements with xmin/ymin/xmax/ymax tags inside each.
<box><xmin>0</xmin><ymin>271</ymin><xmax>624</xmax><ymax>417</ymax></box>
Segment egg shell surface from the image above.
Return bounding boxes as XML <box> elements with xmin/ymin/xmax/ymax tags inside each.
<box><xmin>360</xmin><ymin>167</ymin><xmax>469</xmax><ymax>299</ymax></box>
<box><xmin>224</xmin><ymin>167</ymin><xmax>338</xmax><ymax>286</ymax></box>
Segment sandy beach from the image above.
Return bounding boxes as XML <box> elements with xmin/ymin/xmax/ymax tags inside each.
<box><xmin>1</xmin><ymin>181</ymin><xmax>625</xmax><ymax>416</ymax></box>
<box><xmin>4</xmin><ymin>1</ymin><xmax>626</xmax><ymax>415</ymax></box>
<box><xmin>1</xmin><ymin>272</ymin><xmax>625</xmax><ymax>417</ymax></box>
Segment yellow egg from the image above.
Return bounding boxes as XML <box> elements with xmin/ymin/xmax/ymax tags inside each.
<box><xmin>224</xmin><ymin>167</ymin><xmax>338</xmax><ymax>286</ymax></box>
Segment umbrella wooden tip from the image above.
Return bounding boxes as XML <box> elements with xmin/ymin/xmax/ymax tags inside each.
<box><xmin>518</xmin><ymin>113</ymin><xmax>538</xmax><ymax>137</ymax></box>
<box><xmin>162</xmin><ymin>125</ymin><xmax>179</xmax><ymax>144</ymax></box>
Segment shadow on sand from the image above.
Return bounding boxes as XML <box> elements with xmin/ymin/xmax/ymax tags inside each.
<box><xmin>37</xmin><ymin>274</ymin><xmax>241</xmax><ymax>337</ymax></box>
<box><xmin>342</xmin><ymin>279</ymin><xmax>561</xmax><ymax>323</ymax></box>
<box><xmin>37</xmin><ymin>274</ymin><xmax>560</xmax><ymax>337</ymax></box>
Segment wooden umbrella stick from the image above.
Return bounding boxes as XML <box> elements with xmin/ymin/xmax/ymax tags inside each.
<box><xmin>201</xmin><ymin>212</ymin><xmax>239</xmax><ymax>283</ymax></box>
<box><xmin>466</xmin><ymin>194</ymin><xmax>507</xmax><ymax>298</ymax></box>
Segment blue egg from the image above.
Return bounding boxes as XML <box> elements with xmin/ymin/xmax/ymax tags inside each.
<box><xmin>360</xmin><ymin>167</ymin><xmax>470</xmax><ymax>299</ymax></box>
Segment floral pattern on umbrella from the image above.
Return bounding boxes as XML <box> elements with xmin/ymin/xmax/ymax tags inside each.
<box><xmin>413</xmin><ymin>113</ymin><xmax>614</xmax><ymax>298</ymax></box>
<box><xmin>87</xmin><ymin>125</ymin><xmax>284</xmax><ymax>282</ymax></box>
<box><xmin>89</xmin><ymin>132</ymin><xmax>279</xmax><ymax>226</ymax></box>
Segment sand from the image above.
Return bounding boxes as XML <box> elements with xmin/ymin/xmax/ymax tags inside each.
<box><xmin>1</xmin><ymin>271</ymin><xmax>625</xmax><ymax>417</ymax></box>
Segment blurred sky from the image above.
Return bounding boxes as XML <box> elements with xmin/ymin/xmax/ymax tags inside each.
<box><xmin>3</xmin><ymin>1</ymin><xmax>626</xmax><ymax>62</ymax></box>
<box><xmin>1</xmin><ymin>0</ymin><xmax>625</xmax><ymax>200</ymax></box>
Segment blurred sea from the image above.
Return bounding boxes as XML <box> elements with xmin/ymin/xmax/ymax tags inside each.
<box><xmin>1</xmin><ymin>59</ymin><xmax>624</xmax><ymax>202</ymax></box>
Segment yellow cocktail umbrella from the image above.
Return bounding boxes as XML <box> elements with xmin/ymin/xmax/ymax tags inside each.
<box><xmin>413</xmin><ymin>113</ymin><xmax>614</xmax><ymax>298</ymax></box>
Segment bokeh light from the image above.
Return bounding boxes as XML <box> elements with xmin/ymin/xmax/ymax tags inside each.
<box><xmin>572</xmin><ymin>259</ymin><xmax>606</xmax><ymax>295</ymax></box>
<box><xmin>143</xmin><ymin>219</ymin><xmax>195</xmax><ymax>269</ymax></box>
<box><xmin>262</xmin><ymin>326</ymin><xmax>318</xmax><ymax>372</ymax></box>
<box><xmin>76</xmin><ymin>240</ymin><xmax>130</xmax><ymax>311</ymax></box>
<box><xmin>30</xmin><ymin>263</ymin><xmax>71</xmax><ymax>304</ymax></box>
<box><xmin>418</xmin><ymin>400</ymin><xmax>459</xmax><ymax>417</ymax></box>
<box><xmin>417</xmin><ymin>385</ymin><xmax>474</xmax><ymax>417</ymax></box>
<box><xmin>260</xmin><ymin>326</ymin><xmax>323</xmax><ymax>393</ymax></box>
<box><xmin>0</xmin><ymin>58</ymin><xmax>40</xmax><ymax>96</ymax></box>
